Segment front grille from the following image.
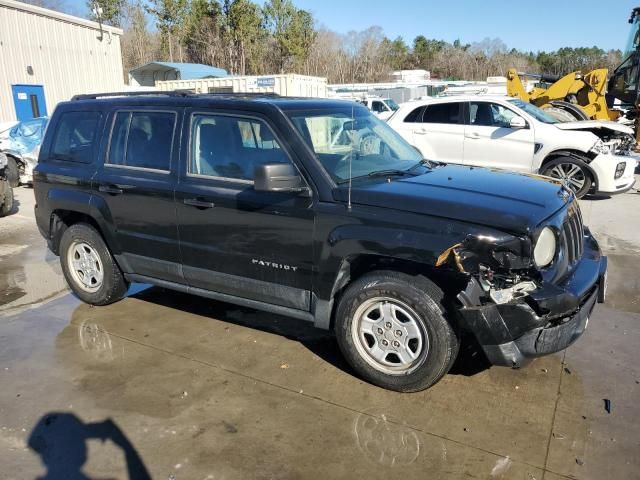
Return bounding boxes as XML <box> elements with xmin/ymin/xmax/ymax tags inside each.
<box><xmin>561</xmin><ymin>201</ymin><xmax>584</xmax><ymax>266</ymax></box>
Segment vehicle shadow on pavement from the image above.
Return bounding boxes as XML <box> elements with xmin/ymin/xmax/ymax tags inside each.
<box><xmin>27</xmin><ymin>412</ymin><xmax>151</xmax><ymax>480</ymax></box>
<box><xmin>583</xmin><ymin>193</ymin><xmax>612</xmax><ymax>201</ymax></box>
<box><xmin>129</xmin><ymin>287</ymin><xmax>491</xmax><ymax>379</ymax></box>
<box><xmin>447</xmin><ymin>335</ymin><xmax>492</xmax><ymax>376</ymax></box>
<box><xmin>130</xmin><ymin>286</ymin><xmax>354</xmax><ymax>374</ymax></box>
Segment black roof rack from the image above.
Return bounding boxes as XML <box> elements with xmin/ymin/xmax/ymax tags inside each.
<box><xmin>205</xmin><ymin>92</ymin><xmax>281</xmax><ymax>97</ymax></box>
<box><xmin>71</xmin><ymin>90</ymin><xmax>281</xmax><ymax>101</ymax></box>
<box><xmin>71</xmin><ymin>90</ymin><xmax>196</xmax><ymax>101</ymax></box>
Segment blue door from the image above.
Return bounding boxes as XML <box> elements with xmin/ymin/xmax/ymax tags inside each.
<box><xmin>11</xmin><ymin>85</ymin><xmax>47</xmax><ymax>121</ymax></box>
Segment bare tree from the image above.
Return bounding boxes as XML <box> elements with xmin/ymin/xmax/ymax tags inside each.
<box><xmin>121</xmin><ymin>1</ymin><xmax>160</xmax><ymax>79</ymax></box>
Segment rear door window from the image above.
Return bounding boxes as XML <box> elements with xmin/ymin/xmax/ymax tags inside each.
<box><xmin>421</xmin><ymin>103</ymin><xmax>463</xmax><ymax>124</ymax></box>
<box><xmin>107</xmin><ymin>111</ymin><xmax>176</xmax><ymax>171</ymax></box>
<box><xmin>51</xmin><ymin>111</ymin><xmax>101</xmax><ymax>163</ymax></box>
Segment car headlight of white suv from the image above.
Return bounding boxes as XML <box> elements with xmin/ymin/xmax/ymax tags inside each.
<box><xmin>590</xmin><ymin>139</ymin><xmax>611</xmax><ymax>155</ymax></box>
<box><xmin>534</xmin><ymin>227</ymin><xmax>557</xmax><ymax>267</ymax></box>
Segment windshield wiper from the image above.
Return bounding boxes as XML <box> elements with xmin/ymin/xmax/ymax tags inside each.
<box><xmin>419</xmin><ymin>158</ymin><xmax>442</xmax><ymax>168</ymax></box>
<box><xmin>367</xmin><ymin>169</ymin><xmax>415</xmax><ymax>178</ymax></box>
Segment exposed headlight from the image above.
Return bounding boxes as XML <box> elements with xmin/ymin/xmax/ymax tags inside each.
<box><xmin>534</xmin><ymin>227</ymin><xmax>556</xmax><ymax>267</ymax></box>
<box><xmin>590</xmin><ymin>139</ymin><xmax>610</xmax><ymax>155</ymax></box>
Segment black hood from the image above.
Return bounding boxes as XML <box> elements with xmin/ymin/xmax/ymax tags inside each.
<box><xmin>335</xmin><ymin>164</ymin><xmax>571</xmax><ymax>235</ymax></box>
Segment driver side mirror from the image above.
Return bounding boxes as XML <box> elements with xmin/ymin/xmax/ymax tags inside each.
<box><xmin>509</xmin><ymin>116</ymin><xmax>527</xmax><ymax>129</ymax></box>
<box><xmin>254</xmin><ymin>163</ymin><xmax>309</xmax><ymax>195</ymax></box>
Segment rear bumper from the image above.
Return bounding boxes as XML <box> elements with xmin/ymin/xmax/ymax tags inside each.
<box><xmin>458</xmin><ymin>232</ymin><xmax>607</xmax><ymax>367</ymax></box>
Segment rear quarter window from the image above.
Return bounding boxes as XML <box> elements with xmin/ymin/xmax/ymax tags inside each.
<box><xmin>50</xmin><ymin>111</ymin><xmax>102</xmax><ymax>163</ymax></box>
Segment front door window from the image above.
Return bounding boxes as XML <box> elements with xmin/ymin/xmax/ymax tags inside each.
<box><xmin>189</xmin><ymin>114</ymin><xmax>291</xmax><ymax>181</ymax></box>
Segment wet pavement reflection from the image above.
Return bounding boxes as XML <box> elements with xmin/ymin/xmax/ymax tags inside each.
<box><xmin>0</xmin><ymin>285</ymin><xmax>637</xmax><ymax>480</ymax></box>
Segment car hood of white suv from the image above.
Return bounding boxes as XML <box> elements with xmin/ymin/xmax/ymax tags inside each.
<box><xmin>554</xmin><ymin>120</ymin><xmax>634</xmax><ymax>136</ymax></box>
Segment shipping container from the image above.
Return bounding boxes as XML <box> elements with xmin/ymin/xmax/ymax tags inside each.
<box><xmin>157</xmin><ymin>74</ymin><xmax>328</xmax><ymax>98</ymax></box>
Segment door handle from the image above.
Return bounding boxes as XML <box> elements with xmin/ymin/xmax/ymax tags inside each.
<box><xmin>465</xmin><ymin>132</ymin><xmax>481</xmax><ymax>139</ymax></box>
<box><xmin>183</xmin><ymin>198</ymin><xmax>215</xmax><ymax>209</ymax></box>
<box><xmin>99</xmin><ymin>185</ymin><xmax>124</xmax><ymax>195</ymax></box>
<box><xmin>413</xmin><ymin>129</ymin><xmax>428</xmax><ymax>135</ymax></box>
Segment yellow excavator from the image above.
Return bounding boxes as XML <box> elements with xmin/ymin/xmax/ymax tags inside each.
<box><xmin>506</xmin><ymin>7</ymin><xmax>640</xmax><ymax>152</ymax></box>
<box><xmin>608</xmin><ymin>7</ymin><xmax>640</xmax><ymax>146</ymax></box>
<box><xmin>506</xmin><ymin>68</ymin><xmax>619</xmax><ymax>122</ymax></box>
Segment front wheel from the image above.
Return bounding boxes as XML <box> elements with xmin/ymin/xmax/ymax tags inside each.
<box><xmin>540</xmin><ymin>157</ymin><xmax>593</xmax><ymax>198</ymax></box>
<box><xmin>335</xmin><ymin>271</ymin><xmax>459</xmax><ymax>392</ymax></box>
<box><xmin>0</xmin><ymin>183</ymin><xmax>13</xmax><ymax>217</ymax></box>
<box><xmin>60</xmin><ymin>223</ymin><xmax>128</xmax><ymax>305</ymax></box>
<box><xmin>6</xmin><ymin>157</ymin><xmax>19</xmax><ymax>188</ymax></box>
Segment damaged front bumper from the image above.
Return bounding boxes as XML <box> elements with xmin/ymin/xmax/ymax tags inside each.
<box><xmin>457</xmin><ymin>231</ymin><xmax>607</xmax><ymax>368</ymax></box>
<box><xmin>19</xmin><ymin>155</ymin><xmax>36</xmax><ymax>185</ymax></box>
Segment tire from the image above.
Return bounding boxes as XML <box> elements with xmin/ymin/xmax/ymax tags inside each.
<box><xmin>6</xmin><ymin>157</ymin><xmax>19</xmax><ymax>188</ymax></box>
<box><xmin>335</xmin><ymin>271</ymin><xmax>459</xmax><ymax>392</ymax></box>
<box><xmin>59</xmin><ymin>223</ymin><xmax>128</xmax><ymax>305</ymax></box>
<box><xmin>542</xmin><ymin>106</ymin><xmax>581</xmax><ymax>123</ymax></box>
<box><xmin>548</xmin><ymin>100</ymin><xmax>590</xmax><ymax>121</ymax></box>
<box><xmin>540</xmin><ymin>156</ymin><xmax>593</xmax><ymax>199</ymax></box>
<box><xmin>0</xmin><ymin>184</ymin><xmax>13</xmax><ymax>217</ymax></box>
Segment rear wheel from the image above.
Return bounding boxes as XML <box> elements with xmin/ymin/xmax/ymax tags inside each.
<box><xmin>335</xmin><ymin>271</ymin><xmax>459</xmax><ymax>392</ymax></box>
<box><xmin>60</xmin><ymin>223</ymin><xmax>128</xmax><ymax>305</ymax></box>
<box><xmin>540</xmin><ymin>157</ymin><xmax>593</xmax><ymax>198</ymax></box>
<box><xmin>6</xmin><ymin>157</ymin><xmax>19</xmax><ymax>188</ymax></box>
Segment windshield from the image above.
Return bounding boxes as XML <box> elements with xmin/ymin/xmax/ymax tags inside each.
<box><xmin>609</xmin><ymin>51</ymin><xmax>640</xmax><ymax>104</ymax></box>
<box><xmin>287</xmin><ymin>107</ymin><xmax>423</xmax><ymax>183</ymax></box>
<box><xmin>385</xmin><ymin>99</ymin><xmax>400</xmax><ymax>111</ymax></box>
<box><xmin>507</xmin><ymin>99</ymin><xmax>558</xmax><ymax>124</ymax></box>
<box><xmin>625</xmin><ymin>14</ymin><xmax>640</xmax><ymax>56</ymax></box>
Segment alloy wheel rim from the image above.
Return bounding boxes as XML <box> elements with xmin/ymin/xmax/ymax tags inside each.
<box><xmin>67</xmin><ymin>241</ymin><xmax>104</xmax><ymax>292</ymax></box>
<box><xmin>549</xmin><ymin>163</ymin><xmax>586</xmax><ymax>193</ymax></box>
<box><xmin>351</xmin><ymin>297</ymin><xmax>428</xmax><ymax>375</ymax></box>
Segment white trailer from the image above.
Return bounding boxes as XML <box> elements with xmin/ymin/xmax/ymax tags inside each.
<box><xmin>156</xmin><ymin>74</ymin><xmax>328</xmax><ymax>98</ymax></box>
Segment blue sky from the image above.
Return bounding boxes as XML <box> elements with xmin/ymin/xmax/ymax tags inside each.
<box><xmin>288</xmin><ymin>0</ymin><xmax>636</xmax><ymax>52</ymax></box>
<box><xmin>68</xmin><ymin>0</ymin><xmax>636</xmax><ymax>52</ymax></box>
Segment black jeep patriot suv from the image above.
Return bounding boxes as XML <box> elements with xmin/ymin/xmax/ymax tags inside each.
<box><xmin>34</xmin><ymin>92</ymin><xmax>607</xmax><ymax>392</ymax></box>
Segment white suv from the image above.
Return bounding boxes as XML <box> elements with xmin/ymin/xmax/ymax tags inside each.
<box><xmin>388</xmin><ymin>95</ymin><xmax>637</xmax><ymax>198</ymax></box>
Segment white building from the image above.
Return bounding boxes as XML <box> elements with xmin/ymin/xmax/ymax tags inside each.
<box><xmin>0</xmin><ymin>0</ymin><xmax>124</xmax><ymax>123</ymax></box>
